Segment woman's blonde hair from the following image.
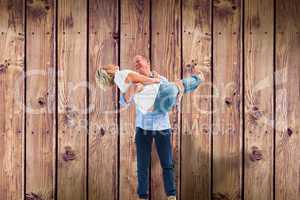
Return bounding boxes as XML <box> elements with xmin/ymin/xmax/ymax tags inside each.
<box><xmin>95</xmin><ymin>64</ymin><xmax>115</xmax><ymax>90</ymax></box>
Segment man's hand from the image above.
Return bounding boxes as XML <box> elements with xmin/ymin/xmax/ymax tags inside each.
<box><xmin>152</xmin><ymin>71</ymin><xmax>160</xmax><ymax>79</ymax></box>
<box><xmin>134</xmin><ymin>83</ymin><xmax>144</xmax><ymax>93</ymax></box>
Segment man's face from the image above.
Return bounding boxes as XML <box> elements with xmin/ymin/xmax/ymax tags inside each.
<box><xmin>133</xmin><ymin>55</ymin><xmax>151</xmax><ymax>76</ymax></box>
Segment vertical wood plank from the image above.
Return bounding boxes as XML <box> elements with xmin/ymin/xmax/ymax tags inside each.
<box><xmin>181</xmin><ymin>0</ymin><xmax>212</xmax><ymax>199</ymax></box>
<box><xmin>25</xmin><ymin>0</ymin><xmax>56</xmax><ymax>199</ymax></box>
<box><xmin>57</xmin><ymin>0</ymin><xmax>87</xmax><ymax>199</ymax></box>
<box><xmin>119</xmin><ymin>0</ymin><xmax>150</xmax><ymax>199</ymax></box>
<box><xmin>275</xmin><ymin>0</ymin><xmax>300</xmax><ymax>199</ymax></box>
<box><xmin>212</xmin><ymin>0</ymin><xmax>242</xmax><ymax>199</ymax></box>
<box><xmin>151</xmin><ymin>0</ymin><xmax>181</xmax><ymax>199</ymax></box>
<box><xmin>88</xmin><ymin>0</ymin><xmax>119</xmax><ymax>199</ymax></box>
<box><xmin>244</xmin><ymin>0</ymin><xmax>274</xmax><ymax>199</ymax></box>
<box><xmin>0</xmin><ymin>0</ymin><xmax>25</xmax><ymax>199</ymax></box>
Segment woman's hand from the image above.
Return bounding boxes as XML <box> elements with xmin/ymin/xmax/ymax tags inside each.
<box><xmin>124</xmin><ymin>83</ymin><xmax>143</xmax><ymax>103</ymax></box>
<box><xmin>134</xmin><ymin>83</ymin><xmax>144</xmax><ymax>93</ymax></box>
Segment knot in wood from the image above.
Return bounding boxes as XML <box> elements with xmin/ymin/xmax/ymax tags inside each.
<box><xmin>64</xmin><ymin>106</ymin><xmax>77</xmax><ymax>128</ymax></box>
<box><xmin>100</xmin><ymin>127</ymin><xmax>106</xmax><ymax>136</ymax></box>
<box><xmin>202</xmin><ymin>128</ymin><xmax>209</xmax><ymax>134</ymax></box>
<box><xmin>25</xmin><ymin>192</ymin><xmax>43</xmax><ymax>200</ymax></box>
<box><xmin>224</xmin><ymin>97</ymin><xmax>233</xmax><ymax>105</ymax></box>
<box><xmin>0</xmin><ymin>64</ymin><xmax>8</xmax><ymax>73</ymax></box>
<box><xmin>287</xmin><ymin>128</ymin><xmax>293</xmax><ymax>136</ymax></box>
<box><xmin>27</xmin><ymin>0</ymin><xmax>48</xmax><ymax>19</ymax></box>
<box><xmin>250</xmin><ymin>146</ymin><xmax>262</xmax><ymax>161</ymax></box>
<box><xmin>249</xmin><ymin>106</ymin><xmax>263</xmax><ymax>121</ymax></box>
<box><xmin>212</xmin><ymin>192</ymin><xmax>230</xmax><ymax>200</ymax></box>
<box><xmin>37</xmin><ymin>96</ymin><xmax>46</xmax><ymax>106</ymax></box>
<box><xmin>185</xmin><ymin>62</ymin><xmax>197</xmax><ymax>69</ymax></box>
<box><xmin>63</xmin><ymin>146</ymin><xmax>76</xmax><ymax>161</ymax></box>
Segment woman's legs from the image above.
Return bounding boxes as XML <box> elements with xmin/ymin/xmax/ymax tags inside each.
<box><xmin>181</xmin><ymin>74</ymin><xmax>203</xmax><ymax>93</ymax></box>
<box><xmin>153</xmin><ymin>83</ymin><xmax>179</xmax><ymax>113</ymax></box>
<box><xmin>153</xmin><ymin>75</ymin><xmax>203</xmax><ymax>113</ymax></box>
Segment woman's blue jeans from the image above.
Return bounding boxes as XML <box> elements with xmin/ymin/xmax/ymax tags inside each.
<box><xmin>135</xmin><ymin>127</ymin><xmax>176</xmax><ymax>199</ymax></box>
<box><xmin>153</xmin><ymin>75</ymin><xmax>202</xmax><ymax>113</ymax></box>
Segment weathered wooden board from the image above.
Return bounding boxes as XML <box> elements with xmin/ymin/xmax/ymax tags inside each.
<box><xmin>244</xmin><ymin>0</ymin><xmax>274</xmax><ymax>199</ymax></box>
<box><xmin>119</xmin><ymin>0</ymin><xmax>150</xmax><ymax>199</ymax></box>
<box><xmin>151</xmin><ymin>0</ymin><xmax>181</xmax><ymax>199</ymax></box>
<box><xmin>0</xmin><ymin>0</ymin><xmax>25</xmax><ymax>199</ymax></box>
<box><xmin>57</xmin><ymin>0</ymin><xmax>87</xmax><ymax>199</ymax></box>
<box><xmin>212</xmin><ymin>0</ymin><xmax>242</xmax><ymax>199</ymax></box>
<box><xmin>1</xmin><ymin>1</ymin><xmax>300</xmax><ymax>199</ymax></box>
<box><xmin>181</xmin><ymin>0</ymin><xmax>212</xmax><ymax>199</ymax></box>
<box><xmin>88</xmin><ymin>0</ymin><xmax>118</xmax><ymax>199</ymax></box>
<box><xmin>275</xmin><ymin>0</ymin><xmax>300</xmax><ymax>199</ymax></box>
<box><xmin>25</xmin><ymin>0</ymin><xmax>56</xmax><ymax>199</ymax></box>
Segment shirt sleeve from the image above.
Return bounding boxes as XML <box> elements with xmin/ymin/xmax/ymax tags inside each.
<box><xmin>159</xmin><ymin>75</ymin><xmax>169</xmax><ymax>83</ymax></box>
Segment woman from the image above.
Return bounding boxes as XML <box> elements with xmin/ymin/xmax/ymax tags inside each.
<box><xmin>95</xmin><ymin>64</ymin><xmax>204</xmax><ymax>114</ymax></box>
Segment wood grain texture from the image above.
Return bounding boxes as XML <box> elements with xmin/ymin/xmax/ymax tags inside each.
<box><xmin>88</xmin><ymin>0</ymin><xmax>118</xmax><ymax>199</ymax></box>
<box><xmin>275</xmin><ymin>0</ymin><xmax>300</xmax><ymax>199</ymax></box>
<box><xmin>212</xmin><ymin>0</ymin><xmax>242</xmax><ymax>199</ymax></box>
<box><xmin>119</xmin><ymin>0</ymin><xmax>150</xmax><ymax>199</ymax></box>
<box><xmin>25</xmin><ymin>0</ymin><xmax>56</xmax><ymax>199</ymax></box>
<box><xmin>1</xmin><ymin>1</ymin><xmax>300</xmax><ymax>199</ymax></box>
<box><xmin>181</xmin><ymin>0</ymin><xmax>212</xmax><ymax>199</ymax></box>
<box><xmin>0</xmin><ymin>0</ymin><xmax>24</xmax><ymax>199</ymax></box>
<box><xmin>244</xmin><ymin>0</ymin><xmax>274</xmax><ymax>199</ymax></box>
<box><xmin>151</xmin><ymin>0</ymin><xmax>181</xmax><ymax>199</ymax></box>
<box><xmin>57</xmin><ymin>0</ymin><xmax>87</xmax><ymax>199</ymax></box>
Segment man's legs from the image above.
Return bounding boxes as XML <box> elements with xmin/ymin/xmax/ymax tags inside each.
<box><xmin>135</xmin><ymin>127</ymin><xmax>153</xmax><ymax>199</ymax></box>
<box><xmin>154</xmin><ymin>129</ymin><xmax>176</xmax><ymax>197</ymax></box>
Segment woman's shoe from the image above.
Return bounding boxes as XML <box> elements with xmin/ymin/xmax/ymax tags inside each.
<box><xmin>167</xmin><ymin>195</ymin><xmax>176</xmax><ymax>200</ymax></box>
<box><xmin>190</xmin><ymin>63</ymin><xmax>208</xmax><ymax>82</ymax></box>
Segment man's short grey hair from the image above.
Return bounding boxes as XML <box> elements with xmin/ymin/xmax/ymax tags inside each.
<box><xmin>133</xmin><ymin>55</ymin><xmax>150</xmax><ymax>63</ymax></box>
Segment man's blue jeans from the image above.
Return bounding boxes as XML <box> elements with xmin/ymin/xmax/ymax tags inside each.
<box><xmin>135</xmin><ymin>127</ymin><xmax>176</xmax><ymax>199</ymax></box>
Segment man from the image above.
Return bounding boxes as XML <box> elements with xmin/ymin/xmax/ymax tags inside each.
<box><xmin>119</xmin><ymin>55</ymin><xmax>177</xmax><ymax>200</ymax></box>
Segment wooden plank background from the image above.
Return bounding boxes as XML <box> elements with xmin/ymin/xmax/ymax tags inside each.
<box><xmin>151</xmin><ymin>0</ymin><xmax>181</xmax><ymax>199</ymax></box>
<box><xmin>57</xmin><ymin>0</ymin><xmax>87</xmax><ymax>199</ymax></box>
<box><xmin>26</xmin><ymin>0</ymin><xmax>56</xmax><ymax>199</ymax></box>
<box><xmin>181</xmin><ymin>0</ymin><xmax>212</xmax><ymax>199</ymax></box>
<box><xmin>0</xmin><ymin>0</ymin><xmax>299</xmax><ymax>200</ymax></box>
<box><xmin>119</xmin><ymin>0</ymin><xmax>150</xmax><ymax>200</ymax></box>
<box><xmin>244</xmin><ymin>0</ymin><xmax>274</xmax><ymax>199</ymax></box>
<box><xmin>212</xmin><ymin>0</ymin><xmax>242</xmax><ymax>199</ymax></box>
<box><xmin>0</xmin><ymin>0</ymin><xmax>24</xmax><ymax>200</ymax></box>
<box><xmin>88</xmin><ymin>0</ymin><xmax>118</xmax><ymax>200</ymax></box>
